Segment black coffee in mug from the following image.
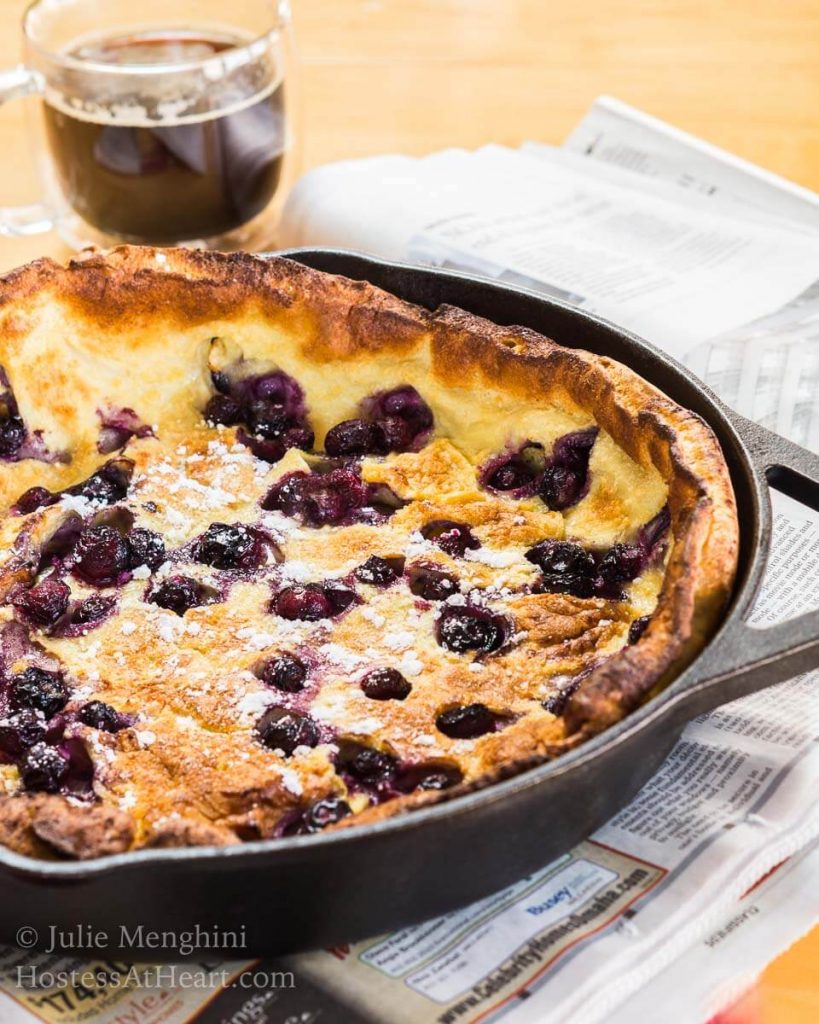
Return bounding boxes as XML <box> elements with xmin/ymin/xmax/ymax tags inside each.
<box><xmin>42</xmin><ymin>32</ymin><xmax>285</xmax><ymax>243</ymax></box>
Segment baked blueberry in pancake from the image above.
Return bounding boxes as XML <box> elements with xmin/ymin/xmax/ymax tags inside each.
<box><xmin>0</xmin><ymin>248</ymin><xmax>737</xmax><ymax>859</ymax></box>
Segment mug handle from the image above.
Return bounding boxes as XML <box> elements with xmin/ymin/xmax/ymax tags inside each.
<box><xmin>0</xmin><ymin>66</ymin><xmax>55</xmax><ymax>237</ymax></box>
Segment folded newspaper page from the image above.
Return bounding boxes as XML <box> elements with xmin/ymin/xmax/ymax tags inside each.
<box><xmin>0</xmin><ymin>100</ymin><xmax>817</xmax><ymax>1024</ymax></box>
<box><xmin>606</xmin><ymin>838</ymin><xmax>819</xmax><ymax>1024</ymax></box>
<box><xmin>562</xmin><ymin>95</ymin><xmax>819</xmax><ymax>233</ymax></box>
<box><xmin>559</xmin><ymin>99</ymin><xmax>819</xmax><ymax>452</ymax></box>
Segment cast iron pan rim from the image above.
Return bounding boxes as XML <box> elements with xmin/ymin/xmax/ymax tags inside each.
<box><xmin>0</xmin><ymin>251</ymin><xmax>767</xmax><ymax>880</ymax></box>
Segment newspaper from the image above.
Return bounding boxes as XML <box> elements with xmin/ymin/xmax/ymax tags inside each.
<box><xmin>606</xmin><ymin>838</ymin><xmax>819</xmax><ymax>1024</ymax></box>
<box><xmin>561</xmin><ymin>95</ymin><xmax>819</xmax><ymax>233</ymax></box>
<box><xmin>559</xmin><ymin>98</ymin><xmax>819</xmax><ymax>450</ymax></box>
<box><xmin>1</xmin><ymin>100</ymin><xmax>818</xmax><ymax>1023</ymax></box>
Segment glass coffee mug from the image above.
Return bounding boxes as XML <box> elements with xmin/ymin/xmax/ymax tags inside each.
<box><xmin>0</xmin><ymin>0</ymin><xmax>296</xmax><ymax>250</ymax></box>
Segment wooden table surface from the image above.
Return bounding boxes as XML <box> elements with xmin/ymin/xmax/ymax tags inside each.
<box><xmin>0</xmin><ymin>0</ymin><xmax>817</xmax><ymax>1018</ymax></box>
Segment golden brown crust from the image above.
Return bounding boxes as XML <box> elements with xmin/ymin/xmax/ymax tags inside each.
<box><xmin>426</xmin><ymin>305</ymin><xmax>739</xmax><ymax>734</ymax></box>
<box><xmin>0</xmin><ymin>794</ymin><xmax>133</xmax><ymax>859</ymax></box>
<box><xmin>0</xmin><ymin>247</ymin><xmax>738</xmax><ymax>859</ymax></box>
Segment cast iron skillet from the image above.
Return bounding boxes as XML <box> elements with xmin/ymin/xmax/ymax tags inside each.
<box><xmin>1</xmin><ymin>250</ymin><xmax>818</xmax><ymax>959</ymax></box>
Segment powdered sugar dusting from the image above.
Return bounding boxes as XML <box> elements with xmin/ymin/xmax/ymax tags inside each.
<box><xmin>465</xmin><ymin>547</ymin><xmax>520</xmax><ymax>568</ymax></box>
<box><xmin>398</xmin><ymin>651</ymin><xmax>424</xmax><ymax>677</ymax></box>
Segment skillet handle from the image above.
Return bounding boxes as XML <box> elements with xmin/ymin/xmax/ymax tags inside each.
<box><xmin>677</xmin><ymin>414</ymin><xmax>819</xmax><ymax>718</ymax></box>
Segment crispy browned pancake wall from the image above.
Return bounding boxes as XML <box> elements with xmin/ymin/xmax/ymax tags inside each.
<box><xmin>0</xmin><ymin>248</ymin><xmax>738</xmax><ymax>859</ymax></box>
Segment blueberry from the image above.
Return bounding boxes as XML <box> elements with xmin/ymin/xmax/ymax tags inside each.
<box><xmin>127</xmin><ymin>528</ymin><xmax>166</xmax><ymax>571</ymax></box>
<box><xmin>0</xmin><ymin>414</ymin><xmax>25</xmax><ymax>457</ymax></box>
<box><xmin>395</xmin><ymin>761</ymin><xmax>464</xmax><ymax>793</ymax></box>
<box><xmin>238</xmin><ymin>424</ymin><xmax>315</xmax><ymax>463</ymax></box>
<box><xmin>256</xmin><ymin>708</ymin><xmax>320</xmax><ymax>756</ymax></box>
<box><xmin>354</xmin><ymin>555</ymin><xmax>404</xmax><ymax>586</ymax></box>
<box><xmin>539</xmin><ymin>465</ymin><xmax>583</xmax><ymax>511</ymax></box>
<box><xmin>365</xmin><ymin>386</ymin><xmax>433</xmax><ymax>442</ymax></box>
<box><xmin>209</xmin><ymin>367</ymin><xmax>314</xmax><ymax>459</ymax></box>
<box><xmin>209</xmin><ymin>369</ymin><xmax>309</xmax><ymax>434</ymax></box>
<box><xmin>436</xmin><ymin>606</ymin><xmax>507</xmax><ymax>654</ymax></box>
<box><xmin>552</xmin><ymin>428</ymin><xmax>598</xmax><ymax>467</ymax></box>
<box><xmin>14</xmin><ymin>486</ymin><xmax>58</xmax><ymax>515</ymax></box>
<box><xmin>385</xmin><ymin>386</ymin><xmax>431</xmax><ymax>422</ymax></box>
<box><xmin>19</xmin><ymin>742</ymin><xmax>69</xmax><ymax>793</ymax></box>
<box><xmin>204</xmin><ymin>394</ymin><xmax>243</xmax><ymax>426</ymax></box>
<box><xmin>337</xmin><ymin>742</ymin><xmax>397</xmax><ymax>787</ymax></box>
<box><xmin>323</xmin><ymin>386</ymin><xmax>434</xmax><ymax>457</ymax></box>
<box><xmin>249</xmin><ymin>371</ymin><xmax>305</xmax><ymax>410</ymax></box>
<box><xmin>257</xmin><ymin>653</ymin><xmax>308</xmax><ymax>692</ymax></box>
<box><xmin>421</xmin><ymin>520</ymin><xmax>480</xmax><ymax>558</ymax></box>
<box><xmin>282</xmin><ymin>425</ymin><xmax>315</xmax><ymax>452</ymax></box>
<box><xmin>324</xmin><ymin>419</ymin><xmax>382</xmax><ymax>457</ymax></box>
<box><xmin>73</xmin><ymin>525</ymin><xmax>130</xmax><ymax>586</ymax></box>
<box><xmin>539</xmin><ymin>428</ymin><xmax>598</xmax><ymax>511</ymax></box>
<box><xmin>263</xmin><ymin>469</ymin><xmax>371</xmax><ymax>527</ymax></box>
<box><xmin>300</xmin><ymin>796</ymin><xmax>352</xmax><ymax>833</ymax></box>
<box><xmin>273</xmin><ymin>585</ymin><xmax>333</xmax><ymax>621</ymax></box>
<box><xmin>67</xmin><ymin>458</ymin><xmax>133</xmax><ymax>505</ymax></box>
<box><xmin>251</xmin><ymin>408</ymin><xmax>297</xmax><ymax>443</ymax></box>
<box><xmin>361</xmin><ymin>668</ymin><xmax>412</xmax><ymax>701</ymax></box>
<box><xmin>281</xmin><ymin>796</ymin><xmax>353</xmax><ymax>836</ymax></box>
<box><xmin>0</xmin><ymin>710</ymin><xmax>46</xmax><ymax>759</ymax></box>
<box><xmin>78</xmin><ymin>700</ymin><xmax>127</xmax><ymax>733</ymax></box>
<box><xmin>149</xmin><ymin>576</ymin><xmax>210</xmax><ymax>616</ymax></box>
<box><xmin>211</xmin><ymin>370</ymin><xmax>231</xmax><ymax>395</ymax></box>
<box><xmin>195</xmin><ymin>523</ymin><xmax>265</xmax><ymax>571</ymax></box>
<box><xmin>436</xmin><ymin>703</ymin><xmax>497</xmax><ymax>739</ymax></box>
<box><xmin>323</xmin><ymin>584</ymin><xmax>358</xmax><ymax>616</ymax></box>
<box><xmin>628</xmin><ymin>616</ymin><xmax>650</xmax><ymax>644</ymax></box>
<box><xmin>10</xmin><ymin>668</ymin><xmax>69</xmax><ymax>718</ymax></box>
<box><xmin>373</xmin><ymin>416</ymin><xmax>413</xmax><ymax>453</ymax></box>
<box><xmin>74</xmin><ymin>475</ymin><xmax>123</xmax><ymax>505</ymax></box>
<box><xmin>408</xmin><ymin>567</ymin><xmax>459</xmax><ymax>602</ymax></box>
<box><xmin>488</xmin><ymin>461</ymin><xmax>535</xmax><ymax>491</ymax></box>
<box><xmin>236</xmin><ymin>430</ymin><xmax>285</xmax><ymax>464</ymax></box>
<box><xmin>542</xmin><ymin>683</ymin><xmax>579</xmax><ymax>716</ymax></box>
<box><xmin>534</xmin><ymin>573</ymin><xmax>595</xmax><ymax>599</ymax></box>
<box><xmin>416</xmin><ymin>767</ymin><xmax>462</xmax><ymax>790</ymax></box>
<box><xmin>69</xmin><ymin>594</ymin><xmax>117</xmax><ymax>627</ymax></box>
<box><xmin>525</xmin><ymin>540</ymin><xmax>595</xmax><ymax>577</ymax></box>
<box><xmin>0</xmin><ymin>385</ymin><xmax>25</xmax><ymax>458</ymax></box>
<box><xmin>12</xmin><ymin>578</ymin><xmax>70</xmax><ymax>628</ymax></box>
<box><xmin>525</xmin><ymin>540</ymin><xmax>599</xmax><ymax>599</ymax></box>
<box><xmin>481</xmin><ymin>443</ymin><xmax>545</xmax><ymax>494</ymax></box>
<box><xmin>527</xmin><ymin>538</ymin><xmax>649</xmax><ymax>601</ymax></box>
<box><xmin>262</xmin><ymin>471</ymin><xmax>313</xmax><ymax>520</ymax></box>
<box><xmin>39</xmin><ymin>517</ymin><xmax>83</xmax><ymax>569</ymax></box>
<box><xmin>596</xmin><ymin>543</ymin><xmax>644</xmax><ymax>584</ymax></box>
<box><xmin>245</xmin><ymin>400</ymin><xmax>293</xmax><ymax>441</ymax></box>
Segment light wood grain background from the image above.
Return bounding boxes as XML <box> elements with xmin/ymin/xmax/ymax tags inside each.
<box><xmin>0</xmin><ymin>0</ymin><xmax>817</xmax><ymax>271</ymax></box>
<box><xmin>0</xmin><ymin>1</ymin><xmax>817</xmax><ymax>1018</ymax></box>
